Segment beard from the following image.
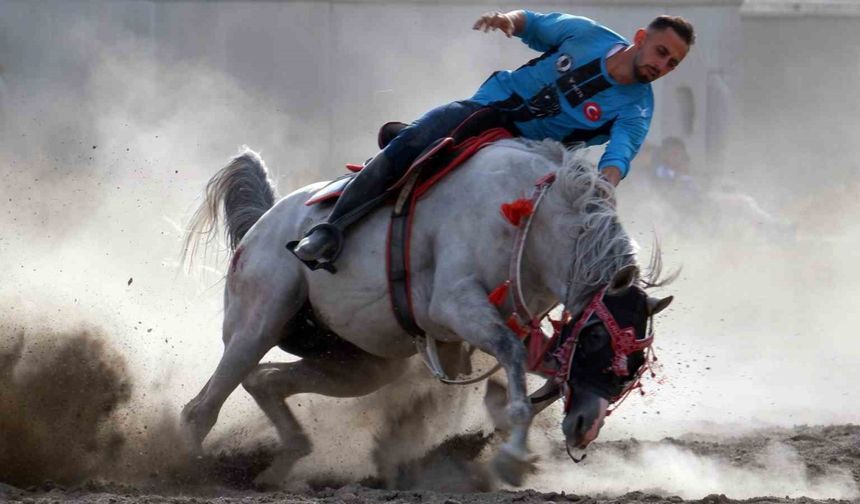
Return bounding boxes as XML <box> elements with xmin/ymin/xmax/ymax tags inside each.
<box><xmin>634</xmin><ymin>66</ymin><xmax>652</xmax><ymax>83</ymax></box>
<box><xmin>632</xmin><ymin>53</ymin><xmax>657</xmax><ymax>83</ymax></box>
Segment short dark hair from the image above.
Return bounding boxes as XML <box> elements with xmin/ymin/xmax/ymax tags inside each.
<box><xmin>648</xmin><ymin>15</ymin><xmax>695</xmax><ymax>46</ymax></box>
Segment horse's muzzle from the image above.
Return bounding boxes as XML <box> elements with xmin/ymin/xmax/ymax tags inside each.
<box><xmin>562</xmin><ymin>386</ymin><xmax>609</xmax><ymax>449</ymax></box>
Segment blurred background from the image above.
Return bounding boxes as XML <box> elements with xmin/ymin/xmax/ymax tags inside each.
<box><xmin>1</xmin><ymin>0</ymin><xmax>859</xmax><ymax>494</ymax></box>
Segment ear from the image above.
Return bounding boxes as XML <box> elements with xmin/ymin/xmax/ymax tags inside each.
<box><xmin>633</xmin><ymin>28</ymin><xmax>647</xmax><ymax>46</ymax></box>
<box><xmin>608</xmin><ymin>264</ymin><xmax>639</xmax><ymax>295</ymax></box>
<box><xmin>647</xmin><ymin>295</ymin><xmax>674</xmax><ymax>316</ymax></box>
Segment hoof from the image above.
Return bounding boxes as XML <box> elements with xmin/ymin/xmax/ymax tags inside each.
<box><xmin>179</xmin><ymin>400</ymin><xmax>215</xmax><ymax>456</ymax></box>
<box><xmin>253</xmin><ymin>436</ymin><xmax>313</xmax><ymax>487</ymax></box>
<box><xmin>178</xmin><ymin>419</ymin><xmax>202</xmax><ymax>456</ymax></box>
<box><xmin>492</xmin><ymin>445</ymin><xmax>537</xmax><ymax>487</ymax></box>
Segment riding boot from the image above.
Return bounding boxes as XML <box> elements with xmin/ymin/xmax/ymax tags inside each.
<box><xmin>291</xmin><ymin>151</ymin><xmax>395</xmax><ymax>264</ymax></box>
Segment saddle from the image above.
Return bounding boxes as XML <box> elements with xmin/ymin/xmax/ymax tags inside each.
<box><xmin>304</xmin><ymin>107</ymin><xmax>515</xmax><ymax>208</ymax></box>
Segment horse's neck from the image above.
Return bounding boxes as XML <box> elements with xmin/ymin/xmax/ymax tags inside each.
<box><xmin>523</xmin><ymin>179</ymin><xmax>630</xmax><ymax>312</ymax></box>
<box><xmin>520</xmin><ymin>186</ymin><xmax>577</xmax><ymax>312</ymax></box>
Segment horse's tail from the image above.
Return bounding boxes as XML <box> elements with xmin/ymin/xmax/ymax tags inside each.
<box><xmin>181</xmin><ymin>147</ymin><xmax>277</xmax><ymax>266</ymax></box>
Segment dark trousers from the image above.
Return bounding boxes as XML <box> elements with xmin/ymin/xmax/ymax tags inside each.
<box><xmin>381</xmin><ymin>100</ymin><xmax>511</xmax><ymax>183</ymax></box>
<box><xmin>290</xmin><ymin>100</ymin><xmax>514</xmax><ymax>266</ymax></box>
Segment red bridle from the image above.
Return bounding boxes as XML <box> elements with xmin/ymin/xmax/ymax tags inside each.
<box><xmin>552</xmin><ymin>287</ymin><xmax>655</xmax><ymax>413</ymax></box>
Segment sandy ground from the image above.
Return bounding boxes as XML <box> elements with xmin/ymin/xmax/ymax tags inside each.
<box><xmin>1</xmin><ymin>424</ymin><xmax>858</xmax><ymax>504</ymax></box>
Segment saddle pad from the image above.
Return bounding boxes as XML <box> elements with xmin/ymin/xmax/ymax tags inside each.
<box><xmin>412</xmin><ymin>127</ymin><xmax>512</xmax><ymax>200</ymax></box>
<box><xmin>304</xmin><ymin>174</ymin><xmax>354</xmax><ymax>206</ymax></box>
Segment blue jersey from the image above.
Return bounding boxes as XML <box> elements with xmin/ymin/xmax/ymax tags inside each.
<box><xmin>471</xmin><ymin>12</ymin><xmax>653</xmax><ymax>177</ymax></box>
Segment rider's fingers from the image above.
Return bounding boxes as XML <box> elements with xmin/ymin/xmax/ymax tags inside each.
<box><xmin>474</xmin><ymin>12</ymin><xmax>513</xmax><ymax>35</ymax></box>
<box><xmin>474</xmin><ymin>12</ymin><xmax>495</xmax><ymax>26</ymax></box>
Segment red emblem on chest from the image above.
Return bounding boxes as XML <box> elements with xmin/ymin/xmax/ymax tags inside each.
<box><xmin>583</xmin><ymin>102</ymin><xmax>602</xmax><ymax>122</ymax></box>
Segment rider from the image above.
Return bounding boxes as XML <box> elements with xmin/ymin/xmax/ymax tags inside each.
<box><xmin>291</xmin><ymin>10</ymin><xmax>694</xmax><ymax>267</ymax></box>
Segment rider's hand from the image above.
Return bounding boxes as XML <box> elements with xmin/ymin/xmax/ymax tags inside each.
<box><xmin>600</xmin><ymin>167</ymin><xmax>622</xmax><ymax>187</ymax></box>
<box><xmin>473</xmin><ymin>11</ymin><xmax>516</xmax><ymax>38</ymax></box>
<box><xmin>598</xmin><ymin>167</ymin><xmax>621</xmax><ymax>207</ymax></box>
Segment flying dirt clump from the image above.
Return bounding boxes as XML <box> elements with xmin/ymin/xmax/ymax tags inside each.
<box><xmin>0</xmin><ymin>324</ymin><xmax>132</xmax><ymax>488</ymax></box>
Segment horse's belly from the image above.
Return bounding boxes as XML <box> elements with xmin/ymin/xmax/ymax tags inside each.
<box><xmin>309</xmin><ymin>291</ymin><xmax>416</xmax><ymax>359</ymax></box>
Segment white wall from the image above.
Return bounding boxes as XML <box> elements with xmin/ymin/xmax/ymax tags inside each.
<box><xmin>0</xmin><ymin>1</ymin><xmax>740</xmax><ymax>180</ymax></box>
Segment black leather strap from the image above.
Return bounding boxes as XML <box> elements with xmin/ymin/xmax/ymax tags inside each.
<box><xmin>388</xmin><ymin>211</ymin><xmax>424</xmax><ymax>337</ymax></box>
<box><xmin>387</xmin><ymin>147</ymin><xmax>435</xmax><ymax>337</ymax></box>
<box><xmin>491</xmin><ymin>56</ymin><xmax>613</xmax><ymax>122</ymax></box>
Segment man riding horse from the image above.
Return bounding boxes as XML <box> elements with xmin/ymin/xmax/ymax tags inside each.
<box><xmin>291</xmin><ymin>9</ymin><xmax>695</xmax><ymax>268</ymax></box>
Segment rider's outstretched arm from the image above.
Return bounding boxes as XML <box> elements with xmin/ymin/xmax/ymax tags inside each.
<box><xmin>476</xmin><ymin>11</ymin><xmax>598</xmax><ymax>53</ymax></box>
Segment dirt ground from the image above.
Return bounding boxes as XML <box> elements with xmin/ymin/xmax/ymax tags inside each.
<box><xmin>1</xmin><ymin>424</ymin><xmax>858</xmax><ymax>504</ymax></box>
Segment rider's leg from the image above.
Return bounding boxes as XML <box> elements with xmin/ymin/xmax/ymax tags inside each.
<box><xmin>291</xmin><ymin>100</ymin><xmax>487</xmax><ymax>264</ymax></box>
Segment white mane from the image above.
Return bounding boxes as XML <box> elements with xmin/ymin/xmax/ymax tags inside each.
<box><xmin>492</xmin><ymin>138</ymin><xmax>662</xmax><ymax>301</ymax></box>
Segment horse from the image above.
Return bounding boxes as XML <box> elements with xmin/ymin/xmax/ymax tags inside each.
<box><xmin>179</xmin><ymin>138</ymin><xmax>673</xmax><ymax>486</ymax></box>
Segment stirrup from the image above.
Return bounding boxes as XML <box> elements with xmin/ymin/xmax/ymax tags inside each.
<box><xmin>286</xmin><ymin>223</ymin><xmax>344</xmax><ymax>274</ymax></box>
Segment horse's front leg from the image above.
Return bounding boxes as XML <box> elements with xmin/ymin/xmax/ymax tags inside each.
<box><xmin>484</xmin><ymin>377</ymin><xmax>558</xmax><ymax>432</ymax></box>
<box><xmin>428</xmin><ymin>276</ymin><xmax>534</xmax><ymax>486</ymax></box>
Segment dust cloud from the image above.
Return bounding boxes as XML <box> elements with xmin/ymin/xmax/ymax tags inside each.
<box><xmin>0</xmin><ymin>2</ymin><xmax>304</xmax><ymax>488</ymax></box>
<box><xmin>0</xmin><ymin>1</ymin><xmax>859</xmax><ymax>499</ymax></box>
<box><xmin>532</xmin><ymin>438</ymin><xmax>858</xmax><ymax>499</ymax></box>
<box><xmin>0</xmin><ymin>325</ymin><xmax>130</xmax><ymax>487</ymax></box>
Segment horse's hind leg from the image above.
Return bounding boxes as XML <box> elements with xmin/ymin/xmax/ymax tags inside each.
<box><xmin>242</xmin><ymin>352</ymin><xmax>409</xmax><ymax>484</ymax></box>
<box><xmin>181</xmin><ymin>255</ymin><xmax>306</xmax><ymax>452</ymax></box>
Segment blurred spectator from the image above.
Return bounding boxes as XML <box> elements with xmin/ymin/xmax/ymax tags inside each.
<box><xmin>630</xmin><ymin>141</ymin><xmax>657</xmax><ymax>174</ymax></box>
<box><xmin>643</xmin><ymin>136</ymin><xmax>702</xmax><ymax>218</ymax></box>
<box><xmin>653</xmin><ymin>136</ymin><xmax>698</xmax><ymax>193</ymax></box>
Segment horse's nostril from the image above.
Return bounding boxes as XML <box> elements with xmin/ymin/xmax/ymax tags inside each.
<box><xmin>575</xmin><ymin>414</ymin><xmax>584</xmax><ymax>435</ymax></box>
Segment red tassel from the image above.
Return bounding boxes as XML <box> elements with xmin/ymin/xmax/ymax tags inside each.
<box><xmin>487</xmin><ymin>280</ymin><xmax>510</xmax><ymax>306</ymax></box>
<box><xmin>500</xmin><ymin>198</ymin><xmax>534</xmax><ymax>227</ymax></box>
<box><xmin>345</xmin><ymin>163</ymin><xmax>364</xmax><ymax>172</ymax></box>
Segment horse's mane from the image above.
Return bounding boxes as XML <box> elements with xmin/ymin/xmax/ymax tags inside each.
<box><xmin>491</xmin><ymin>139</ymin><xmax>672</xmax><ymax>303</ymax></box>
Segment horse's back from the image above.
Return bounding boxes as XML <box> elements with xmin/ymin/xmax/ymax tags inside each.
<box><xmin>255</xmin><ymin>141</ymin><xmax>563</xmax><ymax>358</ymax></box>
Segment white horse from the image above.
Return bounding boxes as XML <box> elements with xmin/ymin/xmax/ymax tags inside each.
<box><xmin>180</xmin><ymin>139</ymin><xmax>672</xmax><ymax>486</ymax></box>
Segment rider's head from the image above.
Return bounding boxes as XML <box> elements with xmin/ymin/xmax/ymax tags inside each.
<box><xmin>631</xmin><ymin>16</ymin><xmax>695</xmax><ymax>83</ymax></box>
